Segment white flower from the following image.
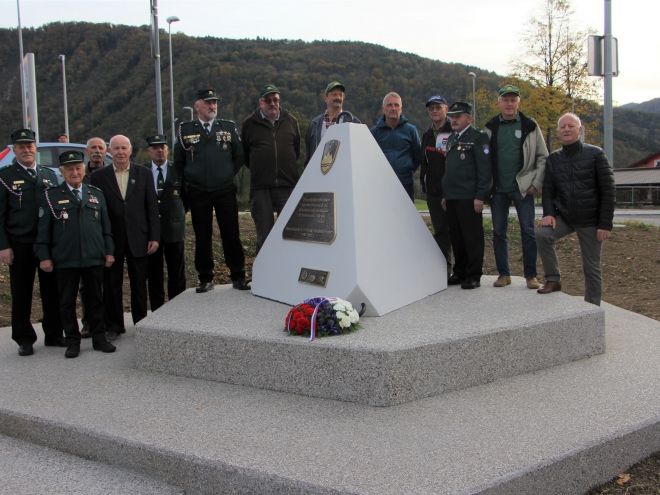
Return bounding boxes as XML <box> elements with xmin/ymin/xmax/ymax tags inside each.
<box><xmin>348</xmin><ymin>309</ymin><xmax>359</xmax><ymax>324</ymax></box>
<box><xmin>344</xmin><ymin>301</ymin><xmax>353</xmax><ymax>311</ymax></box>
<box><xmin>333</xmin><ymin>302</ymin><xmax>346</xmax><ymax>312</ymax></box>
<box><xmin>338</xmin><ymin>315</ymin><xmax>350</xmax><ymax>328</ymax></box>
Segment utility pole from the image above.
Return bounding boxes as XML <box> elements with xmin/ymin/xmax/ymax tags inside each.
<box><xmin>59</xmin><ymin>55</ymin><xmax>70</xmax><ymax>140</ymax></box>
<box><xmin>603</xmin><ymin>0</ymin><xmax>614</xmax><ymax>164</ymax></box>
<box><xmin>151</xmin><ymin>0</ymin><xmax>164</xmax><ymax>134</ymax></box>
<box><xmin>17</xmin><ymin>0</ymin><xmax>28</xmax><ymax>128</ymax></box>
<box><xmin>468</xmin><ymin>72</ymin><xmax>476</xmax><ymax>124</ymax></box>
<box><xmin>167</xmin><ymin>16</ymin><xmax>180</xmax><ymax>144</ymax></box>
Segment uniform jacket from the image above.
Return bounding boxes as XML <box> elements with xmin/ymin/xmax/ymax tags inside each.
<box><xmin>173</xmin><ymin>119</ymin><xmax>244</xmax><ymax>192</ymax></box>
<box><xmin>140</xmin><ymin>161</ymin><xmax>186</xmax><ymax>244</ymax></box>
<box><xmin>484</xmin><ymin>111</ymin><xmax>548</xmax><ymax>197</ymax></box>
<box><xmin>370</xmin><ymin>115</ymin><xmax>422</xmax><ymax>186</ymax></box>
<box><xmin>240</xmin><ymin>108</ymin><xmax>301</xmax><ymax>189</ymax></box>
<box><xmin>420</xmin><ymin>120</ymin><xmax>453</xmax><ymax>197</ymax></box>
<box><xmin>542</xmin><ymin>141</ymin><xmax>615</xmax><ymax>230</ymax></box>
<box><xmin>34</xmin><ymin>183</ymin><xmax>113</xmax><ymax>268</ymax></box>
<box><xmin>0</xmin><ymin>163</ymin><xmax>58</xmax><ymax>250</ymax></box>
<box><xmin>304</xmin><ymin>111</ymin><xmax>360</xmax><ymax>167</ymax></box>
<box><xmin>442</xmin><ymin>126</ymin><xmax>492</xmax><ymax>201</ymax></box>
<box><xmin>90</xmin><ymin>163</ymin><xmax>160</xmax><ymax>258</ymax></box>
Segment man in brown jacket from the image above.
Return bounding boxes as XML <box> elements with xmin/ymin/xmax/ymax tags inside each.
<box><xmin>240</xmin><ymin>84</ymin><xmax>301</xmax><ymax>254</ymax></box>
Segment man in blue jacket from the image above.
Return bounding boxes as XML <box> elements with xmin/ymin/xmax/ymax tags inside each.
<box><xmin>370</xmin><ymin>92</ymin><xmax>422</xmax><ymax>201</ymax></box>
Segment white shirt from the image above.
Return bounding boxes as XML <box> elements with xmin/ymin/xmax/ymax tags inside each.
<box><xmin>152</xmin><ymin>162</ymin><xmax>168</xmax><ymax>194</ymax></box>
<box><xmin>456</xmin><ymin>125</ymin><xmax>471</xmax><ymax>140</ymax></box>
<box><xmin>66</xmin><ymin>182</ymin><xmax>82</xmax><ymax>200</ymax></box>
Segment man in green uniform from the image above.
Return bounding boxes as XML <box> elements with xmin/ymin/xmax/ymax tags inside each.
<box><xmin>441</xmin><ymin>102</ymin><xmax>492</xmax><ymax>289</ymax></box>
<box><xmin>34</xmin><ymin>151</ymin><xmax>116</xmax><ymax>358</ymax></box>
<box><xmin>143</xmin><ymin>134</ymin><xmax>187</xmax><ymax>310</ymax></box>
<box><xmin>0</xmin><ymin>129</ymin><xmax>64</xmax><ymax>356</ymax></box>
<box><xmin>174</xmin><ymin>88</ymin><xmax>248</xmax><ymax>293</ymax></box>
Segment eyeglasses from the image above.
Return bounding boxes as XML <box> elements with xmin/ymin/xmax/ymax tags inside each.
<box><xmin>428</xmin><ymin>105</ymin><xmax>446</xmax><ymax>112</ymax></box>
<box><xmin>261</xmin><ymin>97</ymin><xmax>280</xmax><ymax>104</ymax></box>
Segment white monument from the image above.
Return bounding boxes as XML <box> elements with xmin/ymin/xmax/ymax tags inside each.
<box><xmin>251</xmin><ymin>123</ymin><xmax>447</xmax><ymax>316</ymax></box>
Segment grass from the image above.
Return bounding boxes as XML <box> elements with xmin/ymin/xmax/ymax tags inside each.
<box><xmin>414</xmin><ymin>199</ymin><xmax>428</xmax><ymax>211</ymax></box>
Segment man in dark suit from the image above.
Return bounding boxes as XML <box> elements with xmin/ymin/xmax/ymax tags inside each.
<box><xmin>142</xmin><ymin>134</ymin><xmax>187</xmax><ymax>311</ymax></box>
<box><xmin>0</xmin><ymin>129</ymin><xmax>64</xmax><ymax>356</ymax></box>
<box><xmin>90</xmin><ymin>135</ymin><xmax>160</xmax><ymax>341</ymax></box>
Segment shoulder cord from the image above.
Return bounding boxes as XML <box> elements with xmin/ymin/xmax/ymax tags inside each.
<box><xmin>43</xmin><ymin>190</ymin><xmax>67</xmax><ymax>220</ymax></box>
<box><xmin>0</xmin><ymin>177</ymin><xmax>23</xmax><ymax>201</ymax></box>
<box><xmin>178</xmin><ymin>125</ymin><xmax>195</xmax><ymax>162</ymax></box>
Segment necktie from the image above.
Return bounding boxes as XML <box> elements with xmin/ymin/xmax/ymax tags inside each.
<box><xmin>27</xmin><ymin>168</ymin><xmax>36</xmax><ymax>179</ymax></box>
<box><xmin>203</xmin><ymin>122</ymin><xmax>210</xmax><ymax>134</ymax></box>
<box><xmin>73</xmin><ymin>189</ymin><xmax>81</xmax><ymax>202</ymax></box>
<box><xmin>156</xmin><ymin>166</ymin><xmax>164</xmax><ymax>197</ymax></box>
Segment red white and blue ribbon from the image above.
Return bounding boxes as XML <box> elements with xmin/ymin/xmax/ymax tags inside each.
<box><xmin>286</xmin><ymin>296</ymin><xmax>337</xmax><ymax>342</ymax></box>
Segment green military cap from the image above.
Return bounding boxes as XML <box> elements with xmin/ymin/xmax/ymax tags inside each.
<box><xmin>499</xmin><ymin>84</ymin><xmax>521</xmax><ymax>97</ymax></box>
<box><xmin>11</xmin><ymin>128</ymin><xmax>36</xmax><ymax>144</ymax></box>
<box><xmin>259</xmin><ymin>84</ymin><xmax>280</xmax><ymax>98</ymax></box>
<box><xmin>59</xmin><ymin>150</ymin><xmax>85</xmax><ymax>166</ymax></box>
<box><xmin>325</xmin><ymin>81</ymin><xmax>346</xmax><ymax>95</ymax></box>
<box><xmin>195</xmin><ymin>88</ymin><xmax>219</xmax><ymax>101</ymax></box>
<box><xmin>447</xmin><ymin>101</ymin><xmax>473</xmax><ymax>115</ymax></box>
<box><xmin>146</xmin><ymin>134</ymin><xmax>168</xmax><ymax>146</ymax></box>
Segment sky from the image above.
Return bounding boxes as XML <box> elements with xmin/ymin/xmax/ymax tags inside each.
<box><xmin>1</xmin><ymin>0</ymin><xmax>657</xmax><ymax>106</ymax></box>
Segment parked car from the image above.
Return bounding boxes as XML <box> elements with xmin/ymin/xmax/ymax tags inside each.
<box><xmin>0</xmin><ymin>142</ymin><xmax>112</xmax><ymax>182</ymax></box>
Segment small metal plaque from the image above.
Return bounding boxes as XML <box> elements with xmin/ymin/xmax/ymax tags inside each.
<box><xmin>298</xmin><ymin>268</ymin><xmax>330</xmax><ymax>287</ymax></box>
<box><xmin>282</xmin><ymin>192</ymin><xmax>336</xmax><ymax>244</ymax></box>
<box><xmin>320</xmin><ymin>140</ymin><xmax>340</xmax><ymax>175</ymax></box>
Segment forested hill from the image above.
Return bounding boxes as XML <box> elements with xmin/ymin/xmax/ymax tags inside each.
<box><xmin>0</xmin><ymin>22</ymin><xmax>657</xmax><ymax>168</ymax></box>
<box><xmin>0</xmin><ymin>21</ymin><xmax>501</xmax><ymax>155</ymax></box>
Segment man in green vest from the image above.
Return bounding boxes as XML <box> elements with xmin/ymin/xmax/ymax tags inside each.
<box><xmin>0</xmin><ymin>129</ymin><xmax>64</xmax><ymax>356</ymax></box>
<box><xmin>34</xmin><ymin>151</ymin><xmax>116</xmax><ymax>358</ymax></box>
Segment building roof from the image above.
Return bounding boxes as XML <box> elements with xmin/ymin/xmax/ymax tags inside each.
<box><xmin>626</xmin><ymin>150</ymin><xmax>660</xmax><ymax>168</ymax></box>
<box><xmin>613</xmin><ymin>167</ymin><xmax>660</xmax><ymax>186</ymax></box>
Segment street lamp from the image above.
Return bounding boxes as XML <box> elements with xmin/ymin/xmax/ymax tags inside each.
<box><xmin>58</xmin><ymin>54</ymin><xmax>69</xmax><ymax>140</ymax></box>
<box><xmin>183</xmin><ymin>106</ymin><xmax>194</xmax><ymax>122</ymax></box>
<box><xmin>17</xmin><ymin>0</ymin><xmax>28</xmax><ymax>128</ymax></box>
<box><xmin>150</xmin><ymin>0</ymin><xmax>163</xmax><ymax>134</ymax></box>
<box><xmin>166</xmin><ymin>15</ymin><xmax>179</xmax><ymax>144</ymax></box>
<box><xmin>467</xmin><ymin>72</ymin><xmax>476</xmax><ymax>124</ymax></box>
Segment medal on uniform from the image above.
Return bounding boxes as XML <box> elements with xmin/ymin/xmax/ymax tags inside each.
<box><xmin>223</xmin><ymin>143</ymin><xmax>227</xmax><ymax>150</ymax></box>
<box><xmin>94</xmin><ymin>210</ymin><xmax>99</xmax><ymax>218</ymax></box>
<box><xmin>460</xmin><ymin>153</ymin><xmax>466</xmax><ymax>160</ymax></box>
<box><xmin>62</xmin><ymin>210</ymin><xmax>68</xmax><ymax>231</ymax></box>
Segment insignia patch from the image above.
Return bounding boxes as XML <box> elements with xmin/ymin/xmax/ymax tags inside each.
<box><xmin>515</xmin><ymin>130</ymin><xmax>522</xmax><ymax>139</ymax></box>
<box><xmin>483</xmin><ymin>144</ymin><xmax>490</xmax><ymax>155</ymax></box>
<box><xmin>39</xmin><ymin>207</ymin><xmax>44</xmax><ymax>217</ymax></box>
<box><xmin>320</xmin><ymin>140</ymin><xmax>341</xmax><ymax>175</ymax></box>
<box><xmin>131</xmin><ymin>179</ymin><xmax>136</xmax><ymax>184</ymax></box>
<box><xmin>58</xmin><ymin>200</ymin><xmax>69</xmax><ymax>204</ymax></box>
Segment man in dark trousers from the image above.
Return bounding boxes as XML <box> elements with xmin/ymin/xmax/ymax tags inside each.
<box><xmin>143</xmin><ymin>134</ymin><xmax>187</xmax><ymax>311</ymax></box>
<box><xmin>419</xmin><ymin>94</ymin><xmax>453</xmax><ymax>277</ymax></box>
<box><xmin>241</xmin><ymin>84</ymin><xmax>301</xmax><ymax>254</ymax></box>
<box><xmin>34</xmin><ymin>151</ymin><xmax>116</xmax><ymax>358</ymax></box>
<box><xmin>441</xmin><ymin>102</ymin><xmax>491</xmax><ymax>290</ymax></box>
<box><xmin>0</xmin><ymin>129</ymin><xmax>64</xmax><ymax>356</ymax></box>
<box><xmin>174</xmin><ymin>88</ymin><xmax>248</xmax><ymax>293</ymax></box>
<box><xmin>90</xmin><ymin>135</ymin><xmax>160</xmax><ymax>341</ymax></box>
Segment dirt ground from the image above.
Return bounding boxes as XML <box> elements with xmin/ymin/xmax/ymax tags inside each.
<box><xmin>0</xmin><ymin>215</ymin><xmax>658</xmax><ymax>493</ymax></box>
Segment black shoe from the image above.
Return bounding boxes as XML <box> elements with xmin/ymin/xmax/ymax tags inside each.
<box><xmin>232</xmin><ymin>278</ymin><xmax>251</xmax><ymax>290</ymax></box>
<box><xmin>461</xmin><ymin>280</ymin><xmax>481</xmax><ymax>290</ymax></box>
<box><xmin>196</xmin><ymin>281</ymin><xmax>214</xmax><ymax>293</ymax></box>
<box><xmin>448</xmin><ymin>274</ymin><xmax>465</xmax><ymax>286</ymax></box>
<box><xmin>44</xmin><ymin>337</ymin><xmax>67</xmax><ymax>347</ymax></box>
<box><xmin>105</xmin><ymin>331</ymin><xmax>117</xmax><ymax>342</ymax></box>
<box><xmin>93</xmin><ymin>341</ymin><xmax>116</xmax><ymax>353</ymax></box>
<box><xmin>18</xmin><ymin>344</ymin><xmax>34</xmax><ymax>356</ymax></box>
<box><xmin>80</xmin><ymin>325</ymin><xmax>91</xmax><ymax>339</ymax></box>
<box><xmin>64</xmin><ymin>344</ymin><xmax>80</xmax><ymax>358</ymax></box>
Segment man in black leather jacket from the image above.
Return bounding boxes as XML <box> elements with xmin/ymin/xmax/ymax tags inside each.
<box><xmin>536</xmin><ymin>113</ymin><xmax>615</xmax><ymax>306</ymax></box>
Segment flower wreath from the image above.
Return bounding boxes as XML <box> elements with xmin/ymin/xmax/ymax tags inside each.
<box><xmin>285</xmin><ymin>297</ymin><xmax>362</xmax><ymax>341</ymax></box>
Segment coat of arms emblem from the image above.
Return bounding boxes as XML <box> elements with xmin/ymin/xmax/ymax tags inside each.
<box><xmin>320</xmin><ymin>140</ymin><xmax>340</xmax><ymax>175</ymax></box>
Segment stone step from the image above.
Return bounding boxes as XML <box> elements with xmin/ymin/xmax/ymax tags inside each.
<box><xmin>0</xmin><ymin>434</ymin><xmax>183</xmax><ymax>494</ymax></box>
<box><xmin>1</xmin><ymin>299</ymin><xmax>659</xmax><ymax>494</ymax></box>
<box><xmin>135</xmin><ymin>276</ymin><xmax>605</xmax><ymax>406</ymax></box>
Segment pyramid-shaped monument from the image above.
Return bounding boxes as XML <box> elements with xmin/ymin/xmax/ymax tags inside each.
<box><xmin>251</xmin><ymin>123</ymin><xmax>447</xmax><ymax>316</ymax></box>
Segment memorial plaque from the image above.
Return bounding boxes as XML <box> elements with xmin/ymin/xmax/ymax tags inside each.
<box><xmin>282</xmin><ymin>192</ymin><xmax>336</xmax><ymax>244</ymax></box>
<box><xmin>298</xmin><ymin>268</ymin><xmax>330</xmax><ymax>287</ymax></box>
